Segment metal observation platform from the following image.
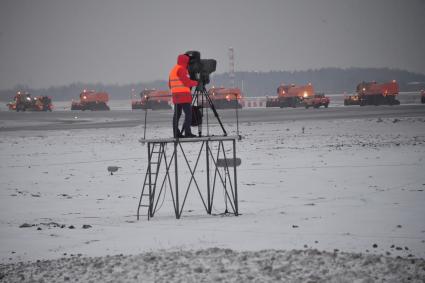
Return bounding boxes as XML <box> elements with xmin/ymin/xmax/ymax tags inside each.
<box><xmin>137</xmin><ymin>135</ymin><xmax>241</xmax><ymax>220</ymax></box>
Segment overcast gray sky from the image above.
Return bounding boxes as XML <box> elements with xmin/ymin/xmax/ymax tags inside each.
<box><xmin>0</xmin><ymin>0</ymin><xmax>424</xmax><ymax>89</ymax></box>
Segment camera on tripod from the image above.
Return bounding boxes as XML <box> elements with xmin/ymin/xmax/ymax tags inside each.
<box><xmin>185</xmin><ymin>51</ymin><xmax>216</xmax><ymax>87</ymax></box>
<box><xmin>184</xmin><ymin>51</ymin><xmax>227</xmax><ymax>136</ymax></box>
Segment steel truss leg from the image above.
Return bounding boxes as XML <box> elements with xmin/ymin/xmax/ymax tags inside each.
<box><xmin>174</xmin><ymin>141</ymin><xmax>180</xmax><ymax>219</ymax></box>
<box><xmin>208</xmin><ymin>141</ymin><xmax>238</xmax><ymax>215</ymax></box>
<box><xmin>206</xmin><ymin>140</ymin><xmax>211</xmax><ymax>213</ymax></box>
<box><xmin>138</xmin><ymin>138</ymin><xmax>239</xmax><ymax>220</ymax></box>
<box><xmin>177</xmin><ymin>142</ymin><xmax>209</xmax><ymax>216</ymax></box>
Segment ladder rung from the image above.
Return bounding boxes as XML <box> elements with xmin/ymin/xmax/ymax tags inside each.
<box><xmin>139</xmin><ymin>205</ymin><xmax>150</xmax><ymax>207</ymax></box>
<box><xmin>151</xmin><ymin>151</ymin><xmax>162</xmax><ymax>154</ymax></box>
<box><xmin>141</xmin><ymin>194</ymin><xmax>150</xmax><ymax>196</ymax></box>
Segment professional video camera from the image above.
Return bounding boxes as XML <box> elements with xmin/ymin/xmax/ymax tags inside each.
<box><xmin>185</xmin><ymin>51</ymin><xmax>216</xmax><ymax>86</ymax></box>
<box><xmin>183</xmin><ymin>51</ymin><xmax>227</xmax><ymax>137</ymax></box>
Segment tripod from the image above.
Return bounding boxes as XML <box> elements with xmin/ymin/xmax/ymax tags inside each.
<box><xmin>191</xmin><ymin>83</ymin><xmax>227</xmax><ymax>137</ymax></box>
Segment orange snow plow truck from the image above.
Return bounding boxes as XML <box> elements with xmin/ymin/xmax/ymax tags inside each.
<box><xmin>7</xmin><ymin>91</ymin><xmax>53</xmax><ymax>112</ymax></box>
<box><xmin>207</xmin><ymin>87</ymin><xmax>243</xmax><ymax>109</ymax></box>
<box><xmin>71</xmin><ymin>90</ymin><xmax>110</xmax><ymax>111</ymax></box>
<box><xmin>351</xmin><ymin>80</ymin><xmax>400</xmax><ymax>106</ymax></box>
<box><xmin>132</xmin><ymin>89</ymin><xmax>172</xmax><ymax>110</ymax></box>
<box><xmin>266</xmin><ymin>83</ymin><xmax>315</xmax><ymax>108</ymax></box>
<box><xmin>303</xmin><ymin>93</ymin><xmax>330</xmax><ymax>108</ymax></box>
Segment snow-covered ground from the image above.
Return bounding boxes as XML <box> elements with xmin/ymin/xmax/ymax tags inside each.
<box><xmin>1</xmin><ymin>114</ymin><xmax>425</xmax><ymax>281</ymax></box>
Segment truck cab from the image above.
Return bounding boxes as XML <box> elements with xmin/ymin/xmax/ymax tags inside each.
<box><xmin>132</xmin><ymin>89</ymin><xmax>172</xmax><ymax>110</ymax></box>
<box><xmin>303</xmin><ymin>93</ymin><xmax>330</xmax><ymax>108</ymax></box>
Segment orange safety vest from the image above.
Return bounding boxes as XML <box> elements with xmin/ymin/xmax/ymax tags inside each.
<box><xmin>169</xmin><ymin>66</ymin><xmax>191</xmax><ymax>95</ymax></box>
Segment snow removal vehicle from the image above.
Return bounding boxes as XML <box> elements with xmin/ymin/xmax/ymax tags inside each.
<box><xmin>266</xmin><ymin>83</ymin><xmax>314</xmax><ymax>108</ymax></box>
<box><xmin>344</xmin><ymin>94</ymin><xmax>360</xmax><ymax>106</ymax></box>
<box><xmin>132</xmin><ymin>89</ymin><xmax>172</xmax><ymax>110</ymax></box>
<box><xmin>303</xmin><ymin>93</ymin><xmax>330</xmax><ymax>108</ymax></box>
<box><xmin>7</xmin><ymin>91</ymin><xmax>53</xmax><ymax>111</ymax></box>
<box><xmin>71</xmin><ymin>90</ymin><xmax>110</xmax><ymax>111</ymax></box>
<box><xmin>206</xmin><ymin>87</ymin><xmax>243</xmax><ymax>109</ymax></box>
<box><xmin>421</xmin><ymin>90</ymin><xmax>425</xmax><ymax>104</ymax></box>
<box><xmin>356</xmin><ymin>80</ymin><xmax>400</xmax><ymax>106</ymax></box>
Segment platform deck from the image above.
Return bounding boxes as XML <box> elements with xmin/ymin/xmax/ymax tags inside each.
<box><xmin>139</xmin><ymin>135</ymin><xmax>241</xmax><ymax>144</ymax></box>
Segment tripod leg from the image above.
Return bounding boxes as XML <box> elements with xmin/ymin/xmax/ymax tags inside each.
<box><xmin>197</xmin><ymin>91</ymin><xmax>202</xmax><ymax>137</ymax></box>
<box><xmin>192</xmin><ymin>92</ymin><xmax>202</xmax><ymax>137</ymax></box>
<box><xmin>205</xmin><ymin>92</ymin><xmax>227</xmax><ymax>136</ymax></box>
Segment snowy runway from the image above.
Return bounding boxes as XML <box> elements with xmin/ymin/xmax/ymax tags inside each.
<box><xmin>1</xmin><ymin>108</ymin><xmax>425</xmax><ymax>280</ymax></box>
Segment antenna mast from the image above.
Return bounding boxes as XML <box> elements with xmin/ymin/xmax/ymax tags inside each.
<box><xmin>228</xmin><ymin>47</ymin><xmax>235</xmax><ymax>88</ymax></box>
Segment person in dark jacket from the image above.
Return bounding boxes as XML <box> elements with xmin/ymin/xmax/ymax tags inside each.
<box><xmin>169</xmin><ymin>54</ymin><xmax>198</xmax><ymax>138</ymax></box>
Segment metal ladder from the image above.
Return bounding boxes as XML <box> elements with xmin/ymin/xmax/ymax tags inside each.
<box><xmin>137</xmin><ymin>142</ymin><xmax>165</xmax><ymax>220</ymax></box>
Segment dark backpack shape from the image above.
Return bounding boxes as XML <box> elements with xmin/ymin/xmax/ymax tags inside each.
<box><xmin>191</xmin><ymin>105</ymin><xmax>203</xmax><ymax>126</ymax></box>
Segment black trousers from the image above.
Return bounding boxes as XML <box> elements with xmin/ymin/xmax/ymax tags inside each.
<box><xmin>173</xmin><ymin>103</ymin><xmax>192</xmax><ymax>137</ymax></box>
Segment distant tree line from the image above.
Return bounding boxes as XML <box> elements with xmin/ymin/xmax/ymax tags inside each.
<box><xmin>1</xmin><ymin>67</ymin><xmax>424</xmax><ymax>101</ymax></box>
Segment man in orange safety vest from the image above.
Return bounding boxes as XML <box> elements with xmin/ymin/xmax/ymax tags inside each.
<box><xmin>169</xmin><ymin>54</ymin><xmax>198</xmax><ymax>138</ymax></box>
